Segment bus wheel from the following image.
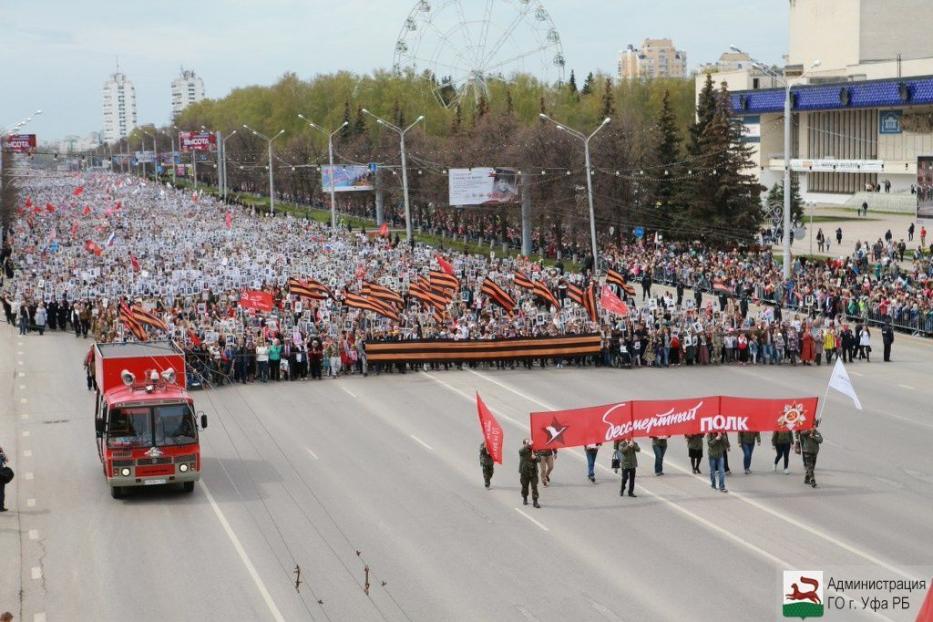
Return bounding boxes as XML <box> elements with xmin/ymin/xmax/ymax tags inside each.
<box><xmin>181</xmin><ymin>481</ymin><xmax>195</xmax><ymax>493</ymax></box>
<box><xmin>111</xmin><ymin>486</ymin><xmax>124</xmax><ymax>499</ymax></box>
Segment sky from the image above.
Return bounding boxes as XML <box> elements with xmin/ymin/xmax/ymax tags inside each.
<box><xmin>0</xmin><ymin>0</ymin><xmax>788</xmax><ymax>142</ymax></box>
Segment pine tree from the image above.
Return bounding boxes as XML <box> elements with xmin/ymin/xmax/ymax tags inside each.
<box><xmin>392</xmin><ymin>100</ymin><xmax>405</xmax><ymax>128</ymax></box>
<box><xmin>581</xmin><ymin>72</ymin><xmax>594</xmax><ymax>96</ymax></box>
<box><xmin>568</xmin><ymin>70</ymin><xmax>578</xmax><ymax>96</ymax></box>
<box><xmin>766</xmin><ymin>176</ymin><xmax>803</xmax><ymax>226</ymax></box>
<box><xmin>476</xmin><ymin>94</ymin><xmax>489</xmax><ymax>119</ymax></box>
<box><xmin>652</xmin><ymin>90</ymin><xmax>682</xmax><ymax>210</ymax></box>
<box><xmin>505</xmin><ymin>89</ymin><xmax>514</xmax><ymax>116</ymax></box>
<box><xmin>686</xmin><ymin>82</ymin><xmax>764</xmax><ymax>244</ymax></box>
<box><xmin>353</xmin><ymin>105</ymin><xmax>366</xmax><ymax>136</ymax></box>
<box><xmin>600</xmin><ymin>78</ymin><xmax>615</xmax><ymax>118</ymax></box>
<box><xmin>688</xmin><ymin>74</ymin><xmax>717</xmax><ymax>156</ymax></box>
<box><xmin>451</xmin><ymin>103</ymin><xmax>463</xmax><ymax>134</ymax></box>
<box><xmin>341</xmin><ymin>100</ymin><xmax>352</xmax><ymax>139</ymax></box>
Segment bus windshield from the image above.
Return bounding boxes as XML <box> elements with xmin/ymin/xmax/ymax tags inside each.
<box><xmin>108</xmin><ymin>403</ymin><xmax>197</xmax><ymax>448</ymax></box>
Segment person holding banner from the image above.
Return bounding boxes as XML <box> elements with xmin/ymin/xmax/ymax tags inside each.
<box><xmin>772</xmin><ymin>430</ymin><xmax>793</xmax><ymax>474</ymax></box>
<box><xmin>686</xmin><ymin>434</ymin><xmax>704</xmax><ymax>474</ymax></box>
<box><xmin>707</xmin><ymin>432</ymin><xmax>728</xmax><ymax>493</ymax></box>
<box><xmin>738</xmin><ymin>431</ymin><xmax>761</xmax><ymax>475</ymax></box>
<box><xmin>614</xmin><ymin>438</ymin><xmax>640</xmax><ymax>498</ymax></box>
<box><xmin>479</xmin><ymin>442</ymin><xmax>494</xmax><ymax>489</ymax></box>
<box><xmin>796</xmin><ymin>425</ymin><xmax>823</xmax><ymax>488</ymax></box>
<box><xmin>518</xmin><ymin>440</ymin><xmax>540</xmax><ymax>508</ymax></box>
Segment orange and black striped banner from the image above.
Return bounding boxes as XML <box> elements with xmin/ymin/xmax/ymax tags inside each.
<box><xmin>288</xmin><ymin>277</ymin><xmax>331</xmax><ymax>300</ymax></box>
<box><xmin>344</xmin><ymin>293</ymin><xmax>400</xmax><ymax>322</ymax></box>
<box><xmin>513</xmin><ymin>272</ymin><xmax>534</xmax><ymax>290</ymax></box>
<box><xmin>429</xmin><ymin>270</ymin><xmax>459</xmax><ymax>291</ymax></box>
<box><xmin>120</xmin><ymin>303</ymin><xmax>149</xmax><ymax>341</ymax></box>
<box><xmin>532</xmin><ymin>280</ymin><xmax>560</xmax><ymax>310</ymax></box>
<box><xmin>481</xmin><ymin>278</ymin><xmax>516</xmax><ymax>315</ymax></box>
<box><xmin>362</xmin><ymin>281</ymin><xmax>404</xmax><ymax>308</ymax></box>
<box><xmin>606</xmin><ymin>268</ymin><xmax>636</xmax><ymax>297</ymax></box>
<box><xmin>131</xmin><ymin>304</ymin><xmax>168</xmax><ymax>332</ymax></box>
<box><xmin>365</xmin><ymin>334</ymin><xmax>602</xmax><ymax>363</ymax></box>
<box><xmin>566</xmin><ymin>282</ymin><xmax>584</xmax><ymax>307</ymax></box>
<box><xmin>583</xmin><ymin>283</ymin><xmax>598</xmax><ymax>322</ymax></box>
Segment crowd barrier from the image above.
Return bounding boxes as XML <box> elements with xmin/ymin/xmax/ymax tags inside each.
<box><xmin>365</xmin><ymin>334</ymin><xmax>602</xmax><ymax>363</ymax></box>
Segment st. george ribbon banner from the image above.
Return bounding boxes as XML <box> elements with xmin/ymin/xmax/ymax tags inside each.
<box><xmin>529</xmin><ymin>396</ymin><xmax>819</xmax><ymax>449</ymax></box>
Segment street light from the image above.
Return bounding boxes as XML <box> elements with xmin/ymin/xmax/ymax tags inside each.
<box><xmin>220</xmin><ymin>130</ymin><xmax>238</xmax><ymax>203</ymax></box>
<box><xmin>140</xmin><ymin>128</ymin><xmax>158</xmax><ymax>180</ymax></box>
<box><xmin>539</xmin><ymin>113</ymin><xmax>610</xmax><ymax>273</ymax></box>
<box><xmin>361</xmin><ymin>108</ymin><xmax>424</xmax><ymax>242</ymax></box>
<box><xmin>731</xmin><ymin>46</ymin><xmax>820</xmax><ymax>278</ymax></box>
<box><xmin>298</xmin><ymin>114</ymin><xmax>348</xmax><ymax>228</ymax></box>
<box><xmin>243</xmin><ymin>125</ymin><xmax>285</xmax><ymax>215</ymax></box>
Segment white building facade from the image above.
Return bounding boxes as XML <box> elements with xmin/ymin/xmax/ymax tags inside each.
<box><xmin>171</xmin><ymin>68</ymin><xmax>205</xmax><ymax>118</ymax></box>
<box><xmin>102</xmin><ymin>72</ymin><xmax>137</xmax><ymax>144</ymax></box>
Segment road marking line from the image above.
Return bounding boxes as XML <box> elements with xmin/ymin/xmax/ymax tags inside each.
<box><xmin>31</xmin><ymin>567</ymin><xmax>42</xmax><ymax>580</ymax></box>
<box><xmin>33</xmin><ymin>613</ymin><xmax>46</xmax><ymax>622</ymax></box>
<box><xmin>17</xmin><ymin>372</ymin><xmax>25</xmax><ymax>377</ymax></box>
<box><xmin>201</xmin><ymin>480</ymin><xmax>286</xmax><ymax>622</ymax></box>
<box><xmin>410</xmin><ymin>435</ymin><xmax>434</xmax><ymax>451</ymax></box>
<box><xmin>23</xmin><ymin>450</ymin><xmax>32</xmax><ymax>457</ymax></box>
<box><xmin>20</xmin><ymin>414</ymin><xmax>29</xmax><ymax>420</ymax></box>
<box><xmin>305</xmin><ymin>447</ymin><xmax>319</xmax><ymax>460</ymax></box>
<box><xmin>26</xmin><ymin>499</ymin><xmax>36</xmax><ymax>507</ymax></box>
<box><xmin>28</xmin><ymin>529</ymin><xmax>39</xmax><ymax>540</ymax></box>
<box><xmin>22</xmin><ymin>430</ymin><xmax>30</xmax><ymax>438</ymax></box>
<box><xmin>18</xmin><ymin>361</ymin><xmax>23</xmax><ymax>366</ymax></box>
<box><xmin>849</xmin><ymin>370</ymin><xmax>864</xmax><ymax>377</ymax></box>
<box><xmin>422</xmin><ymin>372</ymin><xmax>526</xmax><ymax>427</ymax></box>
<box><xmin>340</xmin><ymin>385</ymin><xmax>358</xmax><ymax>398</ymax></box>
<box><xmin>467</xmin><ymin>369</ymin><xmax>918</xmax><ymax>581</ymax></box>
<box><xmin>898</xmin><ymin>384</ymin><xmax>915</xmax><ymax>390</ymax></box>
<box><xmin>16</xmin><ymin>351</ymin><xmax>23</xmax><ymax>355</ymax></box>
<box><xmin>20</xmin><ymin>398</ymin><xmax>27</xmax><ymax>404</ymax></box>
<box><xmin>19</xmin><ymin>384</ymin><xmax>26</xmax><ymax>390</ymax></box>
<box><xmin>17</xmin><ymin>341</ymin><xmax>23</xmax><ymax>346</ymax></box>
<box><xmin>515</xmin><ymin>507</ymin><xmax>549</xmax><ymax>532</ymax></box>
<box><xmin>25</xmin><ymin>472</ymin><xmax>34</xmax><ymax>480</ymax></box>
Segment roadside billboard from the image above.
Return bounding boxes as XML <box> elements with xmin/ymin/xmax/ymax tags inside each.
<box><xmin>178</xmin><ymin>131</ymin><xmax>216</xmax><ymax>152</ymax></box>
<box><xmin>917</xmin><ymin>156</ymin><xmax>933</xmax><ymax>221</ymax></box>
<box><xmin>321</xmin><ymin>165</ymin><xmax>374</xmax><ymax>192</ymax></box>
<box><xmin>134</xmin><ymin>151</ymin><xmax>155</xmax><ymax>164</ymax></box>
<box><xmin>448</xmin><ymin>167</ymin><xmax>520</xmax><ymax>206</ymax></box>
<box><xmin>5</xmin><ymin>134</ymin><xmax>37</xmax><ymax>153</ymax></box>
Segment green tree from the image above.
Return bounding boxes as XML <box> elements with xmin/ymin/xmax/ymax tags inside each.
<box><xmin>766</xmin><ymin>175</ymin><xmax>803</xmax><ymax>226</ymax></box>
<box><xmin>353</xmin><ymin>104</ymin><xmax>366</xmax><ymax>136</ymax></box>
<box><xmin>687</xmin><ymin>73</ymin><xmax>716</xmax><ymax>157</ymax></box>
<box><xmin>600</xmin><ymin>78</ymin><xmax>615</xmax><ymax>118</ymax></box>
<box><xmin>651</xmin><ymin>90</ymin><xmax>682</xmax><ymax>211</ymax></box>
<box><xmin>568</xmin><ymin>70</ymin><xmax>578</xmax><ymax>97</ymax></box>
<box><xmin>341</xmin><ymin>100</ymin><xmax>352</xmax><ymax>140</ymax></box>
<box><xmin>581</xmin><ymin>72</ymin><xmax>594</xmax><ymax>96</ymax></box>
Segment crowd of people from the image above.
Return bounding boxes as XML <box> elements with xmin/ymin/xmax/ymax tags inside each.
<box><xmin>1</xmin><ymin>172</ymin><xmax>928</xmax><ymax>387</ymax></box>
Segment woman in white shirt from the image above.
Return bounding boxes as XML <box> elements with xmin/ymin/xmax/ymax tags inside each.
<box><xmin>859</xmin><ymin>327</ymin><xmax>872</xmax><ymax>362</ymax></box>
<box><xmin>256</xmin><ymin>341</ymin><xmax>270</xmax><ymax>382</ymax></box>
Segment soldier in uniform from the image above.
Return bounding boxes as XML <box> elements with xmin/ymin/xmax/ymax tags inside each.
<box><xmin>479</xmin><ymin>442</ymin><xmax>494</xmax><ymax>489</ymax></box>
<box><xmin>536</xmin><ymin>447</ymin><xmax>556</xmax><ymax>486</ymax></box>
<box><xmin>881</xmin><ymin>321</ymin><xmax>894</xmax><ymax>362</ymax></box>
<box><xmin>796</xmin><ymin>425</ymin><xmax>823</xmax><ymax>488</ymax></box>
<box><xmin>518</xmin><ymin>440</ymin><xmax>540</xmax><ymax>508</ymax></box>
<box><xmin>614</xmin><ymin>438</ymin><xmax>640</xmax><ymax>497</ymax></box>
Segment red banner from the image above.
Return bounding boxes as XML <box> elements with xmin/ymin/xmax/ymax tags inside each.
<box><xmin>5</xmin><ymin>134</ymin><xmax>37</xmax><ymax>153</ymax></box>
<box><xmin>530</xmin><ymin>396</ymin><xmax>818</xmax><ymax>449</ymax></box>
<box><xmin>178</xmin><ymin>131</ymin><xmax>216</xmax><ymax>152</ymax></box>
<box><xmin>600</xmin><ymin>285</ymin><xmax>630</xmax><ymax>317</ymax></box>
<box><xmin>476</xmin><ymin>393</ymin><xmax>504</xmax><ymax>464</ymax></box>
<box><xmin>239</xmin><ymin>290</ymin><xmax>274</xmax><ymax>313</ymax></box>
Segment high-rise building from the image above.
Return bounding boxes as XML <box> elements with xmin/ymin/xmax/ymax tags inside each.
<box><xmin>171</xmin><ymin>68</ymin><xmax>206</xmax><ymax>118</ymax></box>
<box><xmin>618</xmin><ymin>38</ymin><xmax>687</xmax><ymax>80</ymax></box>
<box><xmin>102</xmin><ymin>70</ymin><xmax>137</xmax><ymax>144</ymax></box>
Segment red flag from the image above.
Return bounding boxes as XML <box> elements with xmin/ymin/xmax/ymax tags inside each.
<box><xmin>130</xmin><ymin>255</ymin><xmax>140</xmax><ymax>272</ymax></box>
<box><xmin>82</xmin><ymin>205</ymin><xmax>91</xmax><ymax>217</ymax></box>
<box><xmin>45</xmin><ymin>203</ymin><xmax>56</xmax><ymax>213</ymax></box>
<box><xmin>225</xmin><ymin>210</ymin><xmax>232</xmax><ymax>229</ymax></box>
<box><xmin>378</xmin><ymin>222</ymin><xmax>389</xmax><ymax>238</ymax></box>
<box><xmin>84</xmin><ymin>239</ymin><xmax>100</xmax><ymax>254</ymax></box>
<box><xmin>437</xmin><ymin>255</ymin><xmax>455</xmax><ymax>276</ymax></box>
<box><xmin>238</xmin><ymin>289</ymin><xmax>274</xmax><ymax>313</ymax></box>
<box><xmin>476</xmin><ymin>393</ymin><xmax>504</xmax><ymax>464</ymax></box>
<box><xmin>73</xmin><ymin>186</ymin><xmax>84</xmax><ymax>196</ymax></box>
<box><xmin>600</xmin><ymin>285</ymin><xmax>630</xmax><ymax>317</ymax></box>
<box><xmin>24</xmin><ymin>197</ymin><xmax>32</xmax><ymax>208</ymax></box>
<box><xmin>917</xmin><ymin>582</ymin><xmax>933</xmax><ymax>622</ymax></box>
<box><xmin>187</xmin><ymin>329</ymin><xmax>202</xmax><ymax>347</ymax></box>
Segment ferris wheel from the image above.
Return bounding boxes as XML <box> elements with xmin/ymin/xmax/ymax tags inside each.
<box><xmin>393</xmin><ymin>0</ymin><xmax>566</xmax><ymax>108</ymax></box>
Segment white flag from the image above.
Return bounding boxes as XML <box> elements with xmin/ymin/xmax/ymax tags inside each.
<box><xmin>828</xmin><ymin>358</ymin><xmax>862</xmax><ymax>410</ymax></box>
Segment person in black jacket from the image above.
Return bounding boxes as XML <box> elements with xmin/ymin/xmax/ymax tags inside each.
<box><xmin>881</xmin><ymin>321</ymin><xmax>895</xmax><ymax>362</ymax></box>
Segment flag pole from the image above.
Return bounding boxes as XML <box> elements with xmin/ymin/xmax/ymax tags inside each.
<box><xmin>816</xmin><ymin>382</ymin><xmax>830</xmax><ymax>424</ymax></box>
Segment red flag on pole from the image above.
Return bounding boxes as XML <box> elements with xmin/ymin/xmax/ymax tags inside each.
<box><xmin>225</xmin><ymin>210</ymin><xmax>232</xmax><ymax>229</ymax></box>
<box><xmin>130</xmin><ymin>255</ymin><xmax>140</xmax><ymax>272</ymax></box>
<box><xmin>600</xmin><ymin>285</ymin><xmax>630</xmax><ymax>317</ymax></box>
<box><xmin>476</xmin><ymin>393</ymin><xmax>504</xmax><ymax>464</ymax></box>
<box><xmin>437</xmin><ymin>254</ymin><xmax>455</xmax><ymax>276</ymax></box>
<box><xmin>72</xmin><ymin>186</ymin><xmax>84</xmax><ymax>196</ymax></box>
<box><xmin>378</xmin><ymin>222</ymin><xmax>389</xmax><ymax>238</ymax></box>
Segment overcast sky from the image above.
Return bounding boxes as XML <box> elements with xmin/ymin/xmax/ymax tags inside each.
<box><xmin>0</xmin><ymin>0</ymin><xmax>787</xmax><ymax>142</ymax></box>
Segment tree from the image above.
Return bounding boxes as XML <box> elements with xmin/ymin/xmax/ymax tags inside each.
<box><xmin>685</xmin><ymin>82</ymin><xmax>764</xmax><ymax>244</ymax></box>
<box><xmin>353</xmin><ymin>105</ymin><xmax>366</xmax><ymax>136</ymax></box>
<box><xmin>505</xmin><ymin>89</ymin><xmax>514</xmax><ymax>116</ymax></box>
<box><xmin>451</xmin><ymin>104</ymin><xmax>463</xmax><ymax>134</ymax></box>
<box><xmin>687</xmin><ymin>73</ymin><xmax>717</xmax><ymax>157</ymax></box>
<box><xmin>581</xmin><ymin>72</ymin><xmax>595</xmax><ymax>96</ymax></box>
<box><xmin>568</xmin><ymin>70</ymin><xmax>578</xmax><ymax>96</ymax></box>
<box><xmin>651</xmin><ymin>90</ymin><xmax>682</xmax><ymax>211</ymax></box>
<box><xmin>341</xmin><ymin>100</ymin><xmax>352</xmax><ymax>140</ymax></box>
<box><xmin>600</xmin><ymin>78</ymin><xmax>615</xmax><ymax>118</ymax></box>
<box><xmin>766</xmin><ymin>175</ymin><xmax>804</xmax><ymax>226</ymax></box>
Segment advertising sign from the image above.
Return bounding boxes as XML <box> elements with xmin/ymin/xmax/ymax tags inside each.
<box><xmin>879</xmin><ymin>110</ymin><xmax>902</xmax><ymax>135</ymax></box>
<box><xmin>178</xmin><ymin>131</ymin><xmax>216</xmax><ymax>152</ymax></box>
<box><xmin>917</xmin><ymin>156</ymin><xmax>933</xmax><ymax>220</ymax></box>
<box><xmin>449</xmin><ymin>167</ymin><xmax>520</xmax><ymax>206</ymax></box>
<box><xmin>321</xmin><ymin>165</ymin><xmax>374</xmax><ymax>192</ymax></box>
<box><xmin>741</xmin><ymin>115</ymin><xmax>761</xmax><ymax>143</ymax></box>
<box><xmin>5</xmin><ymin>134</ymin><xmax>37</xmax><ymax>153</ymax></box>
<box><xmin>134</xmin><ymin>151</ymin><xmax>155</xmax><ymax>164</ymax></box>
<box><xmin>790</xmin><ymin>159</ymin><xmax>884</xmax><ymax>173</ymax></box>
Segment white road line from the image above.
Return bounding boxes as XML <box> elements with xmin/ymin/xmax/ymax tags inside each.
<box><xmin>23</xmin><ymin>450</ymin><xmax>32</xmax><ymax>457</ymax></box>
<box><xmin>514</xmin><ymin>507</ymin><xmax>549</xmax><ymax>532</ymax></box>
<box><xmin>25</xmin><ymin>472</ymin><xmax>34</xmax><ymax>480</ymax></box>
<box><xmin>20</xmin><ymin>398</ymin><xmax>27</xmax><ymax>404</ymax></box>
<box><xmin>28</xmin><ymin>529</ymin><xmax>39</xmax><ymax>540</ymax></box>
<box><xmin>33</xmin><ymin>613</ymin><xmax>46</xmax><ymax>622</ymax></box>
<box><xmin>17</xmin><ymin>371</ymin><xmax>25</xmax><ymax>377</ymax></box>
<box><xmin>849</xmin><ymin>370</ymin><xmax>864</xmax><ymax>377</ymax></box>
<box><xmin>422</xmin><ymin>372</ymin><xmax>527</xmax><ymax>427</ymax></box>
<box><xmin>201</xmin><ymin>480</ymin><xmax>286</xmax><ymax>622</ymax></box>
<box><xmin>26</xmin><ymin>498</ymin><xmax>36</xmax><ymax>507</ymax></box>
<box><xmin>305</xmin><ymin>447</ymin><xmax>319</xmax><ymax>460</ymax></box>
<box><xmin>22</xmin><ymin>430</ymin><xmax>30</xmax><ymax>438</ymax></box>
<box><xmin>466</xmin><ymin>369</ymin><xmax>919</xmax><ymax>581</ymax></box>
<box><xmin>19</xmin><ymin>384</ymin><xmax>26</xmax><ymax>390</ymax></box>
<box><xmin>31</xmin><ymin>567</ymin><xmax>42</xmax><ymax>580</ymax></box>
<box><xmin>17</xmin><ymin>361</ymin><xmax>23</xmax><ymax>366</ymax></box>
<box><xmin>410</xmin><ymin>434</ymin><xmax>434</xmax><ymax>451</ymax></box>
<box><xmin>17</xmin><ymin>341</ymin><xmax>23</xmax><ymax>346</ymax></box>
<box><xmin>20</xmin><ymin>414</ymin><xmax>29</xmax><ymax>420</ymax></box>
<box><xmin>340</xmin><ymin>386</ymin><xmax>358</xmax><ymax>398</ymax></box>
<box><xmin>16</xmin><ymin>350</ymin><xmax>23</xmax><ymax>355</ymax></box>
<box><xmin>898</xmin><ymin>383</ymin><xmax>915</xmax><ymax>390</ymax></box>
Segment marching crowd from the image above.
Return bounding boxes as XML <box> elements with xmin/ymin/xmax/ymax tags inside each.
<box><xmin>0</xmin><ymin>173</ymin><xmax>926</xmax><ymax>387</ymax></box>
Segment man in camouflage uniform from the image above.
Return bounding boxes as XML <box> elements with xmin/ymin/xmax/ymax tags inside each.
<box><xmin>479</xmin><ymin>442</ymin><xmax>494</xmax><ymax>489</ymax></box>
<box><xmin>796</xmin><ymin>425</ymin><xmax>823</xmax><ymax>488</ymax></box>
<box><xmin>614</xmin><ymin>438</ymin><xmax>641</xmax><ymax>497</ymax></box>
<box><xmin>519</xmin><ymin>439</ymin><xmax>540</xmax><ymax>508</ymax></box>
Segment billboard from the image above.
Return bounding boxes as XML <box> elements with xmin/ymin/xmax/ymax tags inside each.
<box><xmin>448</xmin><ymin>167</ymin><xmax>520</xmax><ymax>206</ymax></box>
<box><xmin>134</xmin><ymin>151</ymin><xmax>155</xmax><ymax>164</ymax></box>
<box><xmin>917</xmin><ymin>157</ymin><xmax>933</xmax><ymax>220</ymax></box>
<box><xmin>5</xmin><ymin>134</ymin><xmax>37</xmax><ymax>153</ymax></box>
<box><xmin>321</xmin><ymin>165</ymin><xmax>374</xmax><ymax>192</ymax></box>
<box><xmin>178</xmin><ymin>131</ymin><xmax>216</xmax><ymax>152</ymax></box>
<box><xmin>790</xmin><ymin>158</ymin><xmax>884</xmax><ymax>173</ymax></box>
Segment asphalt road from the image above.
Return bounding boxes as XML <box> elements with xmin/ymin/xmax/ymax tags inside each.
<box><xmin>2</xmin><ymin>325</ymin><xmax>932</xmax><ymax>621</ymax></box>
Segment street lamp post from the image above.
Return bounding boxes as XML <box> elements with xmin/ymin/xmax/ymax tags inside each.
<box><xmin>220</xmin><ymin>130</ymin><xmax>238</xmax><ymax>203</ymax></box>
<box><xmin>243</xmin><ymin>125</ymin><xmax>285</xmax><ymax>215</ymax></box>
<box><xmin>732</xmin><ymin>46</ymin><xmax>820</xmax><ymax>279</ymax></box>
<box><xmin>298</xmin><ymin>114</ymin><xmax>348</xmax><ymax>229</ymax></box>
<box><xmin>538</xmin><ymin>113</ymin><xmax>610</xmax><ymax>273</ymax></box>
<box><xmin>141</xmin><ymin>129</ymin><xmax>158</xmax><ymax>180</ymax></box>
<box><xmin>361</xmin><ymin>109</ymin><xmax>424</xmax><ymax>243</ymax></box>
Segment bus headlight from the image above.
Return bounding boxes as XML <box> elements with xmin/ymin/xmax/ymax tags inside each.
<box><xmin>179</xmin><ymin>463</ymin><xmax>189</xmax><ymax>473</ymax></box>
<box><xmin>120</xmin><ymin>468</ymin><xmax>131</xmax><ymax>477</ymax></box>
